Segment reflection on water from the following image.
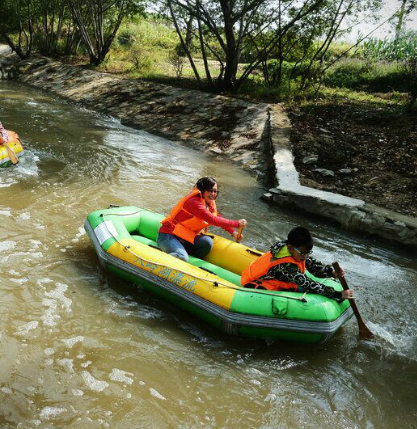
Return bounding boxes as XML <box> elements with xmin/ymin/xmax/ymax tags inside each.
<box><xmin>1</xmin><ymin>80</ymin><xmax>417</xmax><ymax>429</ymax></box>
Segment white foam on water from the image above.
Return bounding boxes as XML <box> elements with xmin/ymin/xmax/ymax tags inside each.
<box><xmin>149</xmin><ymin>388</ymin><xmax>166</xmax><ymax>400</ymax></box>
<box><xmin>42</xmin><ymin>283</ymin><xmax>73</xmax><ymax>327</ymax></box>
<box><xmin>0</xmin><ymin>210</ymin><xmax>12</xmax><ymax>217</ymax></box>
<box><xmin>81</xmin><ymin>361</ymin><xmax>92</xmax><ymax>368</ymax></box>
<box><xmin>82</xmin><ymin>371</ymin><xmax>109</xmax><ymax>392</ymax></box>
<box><xmin>45</xmin><ymin>283</ymin><xmax>71</xmax><ymax>308</ymax></box>
<box><xmin>44</xmin><ymin>358</ymin><xmax>54</xmax><ymax>366</ymax></box>
<box><xmin>71</xmin><ymin>226</ymin><xmax>86</xmax><ymax>243</ymax></box>
<box><xmin>44</xmin><ymin>348</ymin><xmax>55</xmax><ymax>356</ymax></box>
<box><xmin>0</xmin><ymin>240</ymin><xmax>16</xmax><ymax>252</ymax></box>
<box><xmin>40</xmin><ymin>406</ymin><xmax>67</xmax><ymax>420</ymax></box>
<box><xmin>109</xmin><ymin>368</ymin><xmax>134</xmax><ymax>385</ymax></box>
<box><xmin>72</xmin><ymin>389</ymin><xmax>84</xmax><ymax>396</ymax></box>
<box><xmin>41</xmin><ymin>298</ymin><xmax>61</xmax><ymax>327</ymax></box>
<box><xmin>28</xmin><ymin>420</ymin><xmax>41</xmax><ymax>426</ymax></box>
<box><xmin>37</xmin><ymin>278</ymin><xmax>53</xmax><ymax>286</ymax></box>
<box><xmin>58</xmin><ymin>358</ymin><xmax>74</xmax><ymax>372</ymax></box>
<box><xmin>62</xmin><ymin>336</ymin><xmax>84</xmax><ymax>348</ymax></box>
<box><xmin>10</xmin><ymin>277</ymin><xmax>29</xmax><ymax>284</ymax></box>
<box><xmin>1</xmin><ymin>387</ymin><xmax>12</xmax><ymax>394</ymax></box>
<box><xmin>16</xmin><ymin>321</ymin><xmax>39</xmax><ymax>336</ymax></box>
<box><xmin>18</xmin><ymin>212</ymin><xmax>30</xmax><ymax>220</ymax></box>
<box><xmin>29</xmin><ymin>239</ymin><xmax>42</xmax><ymax>249</ymax></box>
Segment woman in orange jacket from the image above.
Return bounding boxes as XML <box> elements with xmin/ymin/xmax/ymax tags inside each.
<box><xmin>157</xmin><ymin>177</ymin><xmax>247</xmax><ymax>262</ymax></box>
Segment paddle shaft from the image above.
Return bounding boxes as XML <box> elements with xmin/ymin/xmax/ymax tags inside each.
<box><xmin>333</xmin><ymin>262</ymin><xmax>374</xmax><ymax>339</ymax></box>
<box><xmin>235</xmin><ymin>226</ymin><xmax>244</xmax><ymax>242</ymax></box>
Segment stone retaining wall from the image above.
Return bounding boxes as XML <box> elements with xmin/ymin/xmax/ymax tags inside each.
<box><xmin>263</xmin><ymin>105</ymin><xmax>417</xmax><ymax>247</ymax></box>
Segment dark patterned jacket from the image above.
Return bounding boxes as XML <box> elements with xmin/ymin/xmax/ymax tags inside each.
<box><xmin>266</xmin><ymin>241</ymin><xmax>342</xmax><ymax>299</ymax></box>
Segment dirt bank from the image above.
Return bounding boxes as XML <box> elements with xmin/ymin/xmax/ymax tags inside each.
<box><xmin>289</xmin><ymin>100</ymin><xmax>417</xmax><ymax>218</ymax></box>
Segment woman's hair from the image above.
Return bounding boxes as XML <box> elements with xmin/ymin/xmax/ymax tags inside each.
<box><xmin>287</xmin><ymin>227</ymin><xmax>313</xmax><ymax>250</ymax></box>
<box><xmin>195</xmin><ymin>177</ymin><xmax>217</xmax><ymax>193</ymax></box>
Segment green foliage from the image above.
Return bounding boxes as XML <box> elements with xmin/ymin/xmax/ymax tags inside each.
<box><xmin>324</xmin><ymin>59</ymin><xmax>406</xmax><ymax>92</ymax></box>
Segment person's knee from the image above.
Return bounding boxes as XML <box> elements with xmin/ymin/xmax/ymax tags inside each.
<box><xmin>200</xmin><ymin>236</ymin><xmax>213</xmax><ymax>252</ymax></box>
<box><xmin>170</xmin><ymin>249</ymin><xmax>189</xmax><ymax>262</ymax></box>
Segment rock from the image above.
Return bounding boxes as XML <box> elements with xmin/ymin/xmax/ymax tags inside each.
<box><xmin>339</xmin><ymin>168</ymin><xmax>352</xmax><ymax>175</ymax></box>
<box><xmin>302</xmin><ymin>155</ymin><xmax>318</xmax><ymax>165</ymax></box>
<box><xmin>313</xmin><ymin>168</ymin><xmax>335</xmax><ymax>177</ymax></box>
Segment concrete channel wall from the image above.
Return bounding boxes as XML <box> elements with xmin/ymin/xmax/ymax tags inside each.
<box><xmin>1</xmin><ymin>51</ymin><xmax>416</xmax><ymax>247</ymax></box>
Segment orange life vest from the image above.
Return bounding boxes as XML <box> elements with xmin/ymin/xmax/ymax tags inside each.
<box><xmin>161</xmin><ymin>188</ymin><xmax>218</xmax><ymax>244</ymax></box>
<box><xmin>0</xmin><ymin>130</ymin><xmax>20</xmax><ymax>144</ymax></box>
<box><xmin>241</xmin><ymin>246</ymin><xmax>305</xmax><ymax>291</ymax></box>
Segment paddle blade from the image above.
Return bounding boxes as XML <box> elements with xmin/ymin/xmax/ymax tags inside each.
<box><xmin>5</xmin><ymin>143</ymin><xmax>19</xmax><ymax>165</ymax></box>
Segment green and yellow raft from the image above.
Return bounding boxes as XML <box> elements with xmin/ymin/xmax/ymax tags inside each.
<box><xmin>85</xmin><ymin>206</ymin><xmax>353</xmax><ymax>343</ymax></box>
<box><xmin>0</xmin><ymin>130</ymin><xmax>23</xmax><ymax>168</ymax></box>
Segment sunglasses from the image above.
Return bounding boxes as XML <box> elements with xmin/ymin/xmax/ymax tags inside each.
<box><xmin>292</xmin><ymin>246</ymin><xmax>312</xmax><ymax>257</ymax></box>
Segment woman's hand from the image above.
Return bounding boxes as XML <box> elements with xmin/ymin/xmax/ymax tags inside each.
<box><xmin>232</xmin><ymin>230</ymin><xmax>243</xmax><ymax>243</ymax></box>
<box><xmin>238</xmin><ymin>219</ymin><xmax>247</xmax><ymax>227</ymax></box>
<box><xmin>341</xmin><ymin>289</ymin><xmax>354</xmax><ymax>300</ymax></box>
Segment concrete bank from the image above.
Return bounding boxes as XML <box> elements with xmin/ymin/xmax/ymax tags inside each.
<box><xmin>1</xmin><ymin>51</ymin><xmax>416</xmax><ymax>247</ymax></box>
<box><xmin>263</xmin><ymin>105</ymin><xmax>417</xmax><ymax>247</ymax></box>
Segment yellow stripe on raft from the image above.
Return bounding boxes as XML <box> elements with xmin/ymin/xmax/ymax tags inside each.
<box><xmin>107</xmin><ymin>238</ymin><xmax>237</xmax><ymax>310</ymax></box>
<box><xmin>205</xmin><ymin>234</ymin><xmax>261</xmax><ymax>275</ymax></box>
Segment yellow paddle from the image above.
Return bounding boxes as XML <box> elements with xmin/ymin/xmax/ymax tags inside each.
<box><xmin>4</xmin><ymin>142</ymin><xmax>19</xmax><ymax>165</ymax></box>
<box><xmin>235</xmin><ymin>225</ymin><xmax>244</xmax><ymax>242</ymax></box>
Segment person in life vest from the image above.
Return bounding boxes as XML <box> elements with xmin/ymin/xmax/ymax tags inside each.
<box><xmin>157</xmin><ymin>177</ymin><xmax>247</xmax><ymax>262</ymax></box>
<box><xmin>241</xmin><ymin>226</ymin><xmax>353</xmax><ymax>300</ymax></box>
<box><xmin>0</xmin><ymin>121</ymin><xmax>9</xmax><ymax>145</ymax></box>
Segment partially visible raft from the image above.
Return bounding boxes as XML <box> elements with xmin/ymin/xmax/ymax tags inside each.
<box><xmin>85</xmin><ymin>206</ymin><xmax>354</xmax><ymax>343</ymax></box>
<box><xmin>0</xmin><ymin>130</ymin><xmax>23</xmax><ymax>167</ymax></box>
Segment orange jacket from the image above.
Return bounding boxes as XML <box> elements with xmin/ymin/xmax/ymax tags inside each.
<box><xmin>161</xmin><ymin>188</ymin><xmax>218</xmax><ymax>243</ymax></box>
<box><xmin>241</xmin><ymin>247</ymin><xmax>305</xmax><ymax>291</ymax></box>
<box><xmin>0</xmin><ymin>130</ymin><xmax>19</xmax><ymax>145</ymax></box>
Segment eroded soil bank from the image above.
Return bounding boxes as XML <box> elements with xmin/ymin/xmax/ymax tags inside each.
<box><xmin>289</xmin><ymin>101</ymin><xmax>417</xmax><ymax>218</ymax></box>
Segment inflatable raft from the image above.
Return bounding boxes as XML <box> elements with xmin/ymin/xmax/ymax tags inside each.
<box><xmin>0</xmin><ymin>130</ymin><xmax>23</xmax><ymax>167</ymax></box>
<box><xmin>85</xmin><ymin>206</ymin><xmax>354</xmax><ymax>343</ymax></box>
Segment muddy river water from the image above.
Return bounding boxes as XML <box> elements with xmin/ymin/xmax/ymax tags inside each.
<box><xmin>1</xmin><ymin>80</ymin><xmax>416</xmax><ymax>429</ymax></box>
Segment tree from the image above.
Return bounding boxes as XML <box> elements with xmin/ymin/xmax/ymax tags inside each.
<box><xmin>0</xmin><ymin>0</ymin><xmax>35</xmax><ymax>59</ymax></box>
<box><xmin>165</xmin><ymin>0</ymin><xmax>380</xmax><ymax>92</ymax></box>
<box><xmin>394</xmin><ymin>0</ymin><xmax>417</xmax><ymax>40</ymax></box>
<box><xmin>67</xmin><ymin>0</ymin><xmax>142</xmax><ymax>65</ymax></box>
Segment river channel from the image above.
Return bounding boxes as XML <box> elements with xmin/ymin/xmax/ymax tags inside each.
<box><xmin>1</xmin><ymin>80</ymin><xmax>416</xmax><ymax>429</ymax></box>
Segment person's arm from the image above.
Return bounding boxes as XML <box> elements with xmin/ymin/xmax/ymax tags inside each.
<box><xmin>266</xmin><ymin>263</ymin><xmax>343</xmax><ymax>299</ymax></box>
<box><xmin>184</xmin><ymin>197</ymin><xmax>240</xmax><ymax>232</ymax></box>
<box><xmin>305</xmin><ymin>256</ymin><xmax>334</xmax><ymax>278</ymax></box>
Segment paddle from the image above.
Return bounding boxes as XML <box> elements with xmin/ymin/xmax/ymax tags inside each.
<box><xmin>5</xmin><ymin>143</ymin><xmax>19</xmax><ymax>165</ymax></box>
<box><xmin>235</xmin><ymin>225</ymin><xmax>244</xmax><ymax>243</ymax></box>
<box><xmin>332</xmin><ymin>262</ymin><xmax>374</xmax><ymax>339</ymax></box>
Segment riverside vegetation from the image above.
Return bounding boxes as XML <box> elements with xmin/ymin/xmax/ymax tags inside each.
<box><xmin>1</xmin><ymin>0</ymin><xmax>416</xmax><ymax>218</ymax></box>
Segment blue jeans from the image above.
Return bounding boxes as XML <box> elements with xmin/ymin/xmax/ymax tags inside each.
<box><xmin>157</xmin><ymin>233</ymin><xmax>213</xmax><ymax>262</ymax></box>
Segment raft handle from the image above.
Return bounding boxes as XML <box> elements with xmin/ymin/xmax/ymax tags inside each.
<box><xmin>246</xmin><ymin>249</ymin><xmax>263</xmax><ymax>256</ymax></box>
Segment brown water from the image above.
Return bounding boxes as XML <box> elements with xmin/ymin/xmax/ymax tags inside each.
<box><xmin>1</xmin><ymin>80</ymin><xmax>416</xmax><ymax>429</ymax></box>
